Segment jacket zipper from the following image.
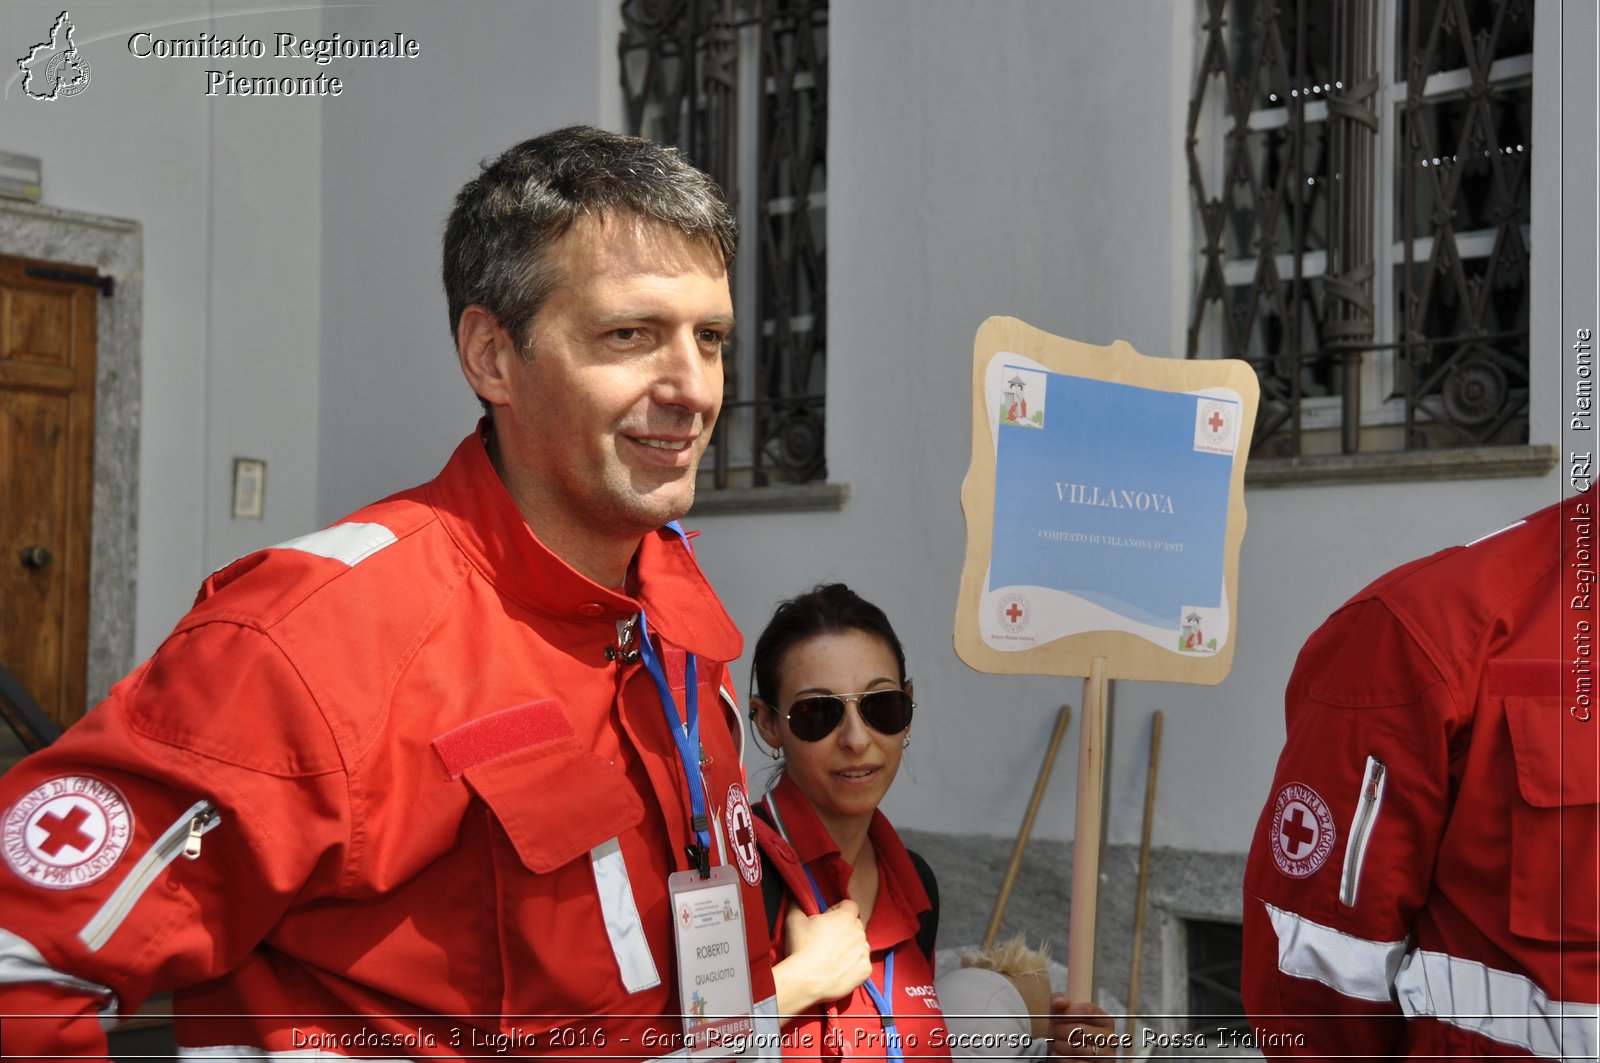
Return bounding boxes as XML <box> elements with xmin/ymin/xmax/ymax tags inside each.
<box><xmin>1340</xmin><ymin>757</ymin><xmax>1385</xmax><ymax>907</ymax></box>
<box><xmin>78</xmin><ymin>801</ymin><xmax>221</xmax><ymax>951</ymax></box>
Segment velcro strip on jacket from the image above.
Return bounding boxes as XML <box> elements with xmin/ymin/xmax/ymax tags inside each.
<box><xmin>432</xmin><ymin>700</ymin><xmax>575</xmax><ymax>779</ymax></box>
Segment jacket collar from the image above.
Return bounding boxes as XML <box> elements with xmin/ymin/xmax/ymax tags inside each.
<box><xmin>765</xmin><ymin>774</ymin><xmax>931</xmax><ymax>941</ymax></box>
<box><xmin>425</xmin><ymin>426</ymin><xmax>743</xmax><ymax>663</ymax></box>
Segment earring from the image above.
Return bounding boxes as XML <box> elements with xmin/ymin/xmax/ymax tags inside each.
<box><xmin>766</xmin><ymin>744</ymin><xmax>781</xmax><ymax>761</ymax></box>
<box><xmin>902</xmin><ymin>733</ymin><xmax>911</xmax><ymax>749</ymax></box>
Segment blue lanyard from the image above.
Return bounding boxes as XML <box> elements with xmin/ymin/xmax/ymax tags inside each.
<box><xmin>634</xmin><ymin>523</ymin><xmax>712</xmax><ymax>877</ymax></box>
<box><xmin>795</xmin><ymin>852</ymin><xmax>902</xmax><ymax>1062</ymax></box>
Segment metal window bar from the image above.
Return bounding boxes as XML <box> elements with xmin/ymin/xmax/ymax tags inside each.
<box><xmin>1396</xmin><ymin>0</ymin><xmax>1532</xmax><ymax>448</ymax></box>
<box><xmin>1188</xmin><ymin>0</ymin><xmax>1531</xmax><ymax>457</ymax></box>
<box><xmin>1185</xmin><ymin>918</ymin><xmax>1249</xmax><ymax>1035</ymax></box>
<box><xmin>621</xmin><ymin>0</ymin><xmax>829</xmax><ymax>488</ymax></box>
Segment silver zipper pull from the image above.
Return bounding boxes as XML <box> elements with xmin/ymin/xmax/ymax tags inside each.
<box><xmin>183</xmin><ymin>810</ymin><xmax>211</xmax><ymax>860</ymax></box>
<box><xmin>1366</xmin><ymin>761</ymin><xmax>1385</xmax><ymax>800</ymax></box>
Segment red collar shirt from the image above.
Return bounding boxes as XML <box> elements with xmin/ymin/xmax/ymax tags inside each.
<box><xmin>759</xmin><ymin>775</ymin><xmax>950</xmax><ymax>1061</ymax></box>
<box><xmin>0</xmin><ymin>430</ymin><xmax>778</xmax><ymax>1058</ymax></box>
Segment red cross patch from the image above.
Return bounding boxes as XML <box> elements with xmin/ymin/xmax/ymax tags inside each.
<box><xmin>3</xmin><ymin>776</ymin><xmax>134</xmax><ymax>890</ymax></box>
<box><xmin>1270</xmin><ymin>781</ymin><xmax>1336</xmax><ymax>879</ymax></box>
<box><xmin>724</xmin><ymin>783</ymin><xmax>761</xmax><ymax>886</ymax></box>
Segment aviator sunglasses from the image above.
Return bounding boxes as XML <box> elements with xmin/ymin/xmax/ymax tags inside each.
<box><xmin>781</xmin><ymin>686</ymin><xmax>915</xmax><ymax>742</ymax></box>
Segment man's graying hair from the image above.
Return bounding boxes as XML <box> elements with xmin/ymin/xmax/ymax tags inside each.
<box><xmin>442</xmin><ymin>125</ymin><xmax>737</xmax><ymax>350</ymax></box>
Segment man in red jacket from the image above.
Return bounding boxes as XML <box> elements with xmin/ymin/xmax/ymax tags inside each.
<box><xmin>1243</xmin><ymin>489</ymin><xmax>1599</xmax><ymax>1059</ymax></box>
<box><xmin>0</xmin><ymin>126</ymin><xmax>780</xmax><ymax>1057</ymax></box>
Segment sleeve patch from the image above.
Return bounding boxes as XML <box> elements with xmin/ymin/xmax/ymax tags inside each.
<box><xmin>1269</xmin><ymin>782</ymin><xmax>1337</xmax><ymax>879</ymax></box>
<box><xmin>3</xmin><ymin>777</ymin><xmax>133</xmax><ymax>890</ymax></box>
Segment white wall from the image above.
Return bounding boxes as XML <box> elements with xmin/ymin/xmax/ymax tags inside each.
<box><xmin>1</xmin><ymin>2</ymin><xmax>324</xmax><ymax>664</ymax></box>
<box><xmin>692</xmin><ymin>0</ymin><xmax>1578</xmax><ymax>853</ymax></box>
<box><xmin>316</xmin><ymin>1</ymin><xmax>615</xmax><ymax>522</ymax></box>
<box><xmin>696</xmin><ymin>0</ymin><xmax>1205</xmax><ymax>842</ymax></box>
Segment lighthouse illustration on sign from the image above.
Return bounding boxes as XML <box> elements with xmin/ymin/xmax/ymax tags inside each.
<box><xmin>1001</xmin><ymin>366</ymin><xmax>1047</xmax><ymax>428</ymax></box>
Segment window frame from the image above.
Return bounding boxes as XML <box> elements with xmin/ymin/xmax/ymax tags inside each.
<box><xmin>1188</xmin><ymin>0</ymin><xmax>1539</xmax><ymax>467</ymax></box>
<box><xmin>619</xmin><ymin>0</ymin><xmax>835</xmax><ymax>501</ymax></box>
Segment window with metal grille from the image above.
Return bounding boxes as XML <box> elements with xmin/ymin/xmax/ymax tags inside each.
<box><xmin>1186</xmin><ymin>918</ymin><xmax>1249</xmax><ymax>1035</ymax></box>
<box><xmin>1187</xmin><ymin>0</ymin><xmax>1533</xmax><ymax>459</ymax></box>
<box><xmin>620</xmin><ymin>0</ymin><xmax>828</xmax><ymax>490</ymax></box>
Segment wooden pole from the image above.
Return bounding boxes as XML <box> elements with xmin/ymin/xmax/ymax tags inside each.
<box><xmin>982</xmin><ymin>703</ymin><xmax>1073</xmax><ymax>949</ymax></box>
<box><xmin>1067</xmin><ymin>656</ymin><xmax>1109</xmax><ymax>1002</ymax></box>
<box><xmin>1124</xmin><ymin>710</ymin><xmax>1163</xmax><ymax>1055</ymax></box>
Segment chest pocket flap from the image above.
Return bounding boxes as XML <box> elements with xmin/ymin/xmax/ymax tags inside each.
<box><xmin>1506</xmin><ymin>695</ymin><xmax>1599</xmax><ymax>807</ymax></box>
<box><xmin>436</xmin><ymin>700</ymin><xmax>644</xmax><ymax>873</ymax></box>
<box><xmin>1504</xmin><ymin>694</ymin><xmax>1598</xmax><ymax>942</ymax></box>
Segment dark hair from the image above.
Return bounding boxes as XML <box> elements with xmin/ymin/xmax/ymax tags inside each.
<box><xmin>442</xmin><ymin>125</ymin><xmax>737</xmax><ymax>350</ymax></box>
<box><xmin>751</xmin><ymin>583</ymin><xmax>909</xmax><ymax>710</ymax></box>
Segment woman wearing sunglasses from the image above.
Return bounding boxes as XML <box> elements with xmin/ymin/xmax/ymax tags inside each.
<box><xmin>749</xmin><ymin>583</ymin><xmax>1118</xmax><ymax>1060</ymax></box>
<box><xmin>748</xmin><ymin>583</ymin><xmax>947</xmax><ymax>1060</ymax></box>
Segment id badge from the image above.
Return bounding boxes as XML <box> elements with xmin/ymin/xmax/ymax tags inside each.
<box><xmin>669</xmin><ymin>865</ymin><xmax>756</xmax><ymax>1057</ymax></box>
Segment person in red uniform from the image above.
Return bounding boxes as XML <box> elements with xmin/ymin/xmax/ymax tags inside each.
<box><xmin>748</xmin><ymin>584</ymin><xmax>1115</xmax><ymax>1060</ymax></box>
<box><xmin>0</xmin><ymin>126</ymin><xmax>784</xmax><ymax>1057</ymax></box>
<box><xmin>1242</xmin><ymin>489</ymin><xmax>1600</xmax><ymax>1059</ymax></box>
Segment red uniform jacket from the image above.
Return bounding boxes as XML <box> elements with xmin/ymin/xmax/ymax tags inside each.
<box><xmin>0</xmin><ymin>430</ymin><xmax>778</xmax><ymax>1058</ymax></box>
<box><xmin>756</xmin><ymin>775</ymin><xmax>950</xmax><ymax>1061</ymax></box>
<box><xmin>1243</xmin><ymin>490</ymin><xmax>1599</xmax><ymax>1060</ymax></box>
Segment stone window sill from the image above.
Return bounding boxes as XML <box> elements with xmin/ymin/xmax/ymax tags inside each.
<box><xmin>1246</xmin><ymin>444</ymin><xmax>1559</xmax><ymax>488</ymax></box>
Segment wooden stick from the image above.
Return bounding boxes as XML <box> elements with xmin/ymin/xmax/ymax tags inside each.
<box><xmin>1067</xmin><ymin>656</ymin><xmax>1109</xmax><ymax>1002</ymax></box>
<box><xmin>1124</xmin><ymin>710</ymin><xmax>1163</xmax><ymax>1057</ymax></box>
<box><xmin>982</xmin><ymin>703</ymin><xmax>1073</xmax><ymax>950</ymax></box>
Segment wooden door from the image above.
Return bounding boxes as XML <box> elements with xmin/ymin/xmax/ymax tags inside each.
<box><xmin>0</xmin><ymin>254</ymin><xmax>97</xmax><ymax>728</ymax></box>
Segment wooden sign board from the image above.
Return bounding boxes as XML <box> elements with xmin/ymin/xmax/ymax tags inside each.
<box><xmin>955</xmin><ymin>317</ymin><xmax>1259</xmax><ymax>685</ymax></box>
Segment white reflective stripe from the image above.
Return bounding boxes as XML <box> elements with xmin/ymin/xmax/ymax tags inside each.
<box><xmin>1263</xmin><ymin>900</ymin><xmax>1406</xmax><ymax>1002</ymax></box>
<box><xmin>591</xmin><ymin>836</ymin><xmax>661</xmax><ymax>993</ymax></box>
<box><xmin>0</xmin><ymin>925</ymin><xmax>114</xmax><ymax>1001</ymax></box>
<box><xmin>272</xmin><ymin>522</ymin><xmax>397</xmax><ymax>566</ymax></box>
<box><xmin>721</xmin><ymin>684</ymin><xmax>744</xmax><ymax>764</ymax></box>
<box><xmin>0</xmin><ymin>926</ymin><xmax>121</xmax><ymax>1029</ymax></box>
<box><xmin>711</xmin><ymin>798</ymin><xmax>729</xmax><ymax>867</ymax></box>
<box><xmin>1465</xmin><ymin>518</ymin><xmax>1526</xmax><ymax>548</ymax></box>
<box><xmin>79</xmin><ymin>800</ymin><xmax>220</xmax><ymax>951</ymax></box>
<box><xmin>750</xmin><ymin>994</ymin><xmax>782</xmax><ymax>1058</ymax></box>
<box><xmin>1395</xmin><ymin>949</ymin><xmax>1600</xmax><ymax>1060</ymax></box>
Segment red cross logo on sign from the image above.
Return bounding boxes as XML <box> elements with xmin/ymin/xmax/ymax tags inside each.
<box><xmin>724</xmin><ymin>784</ymin><xmax>761</xmax><ymax>885</ymax></box>
<box><xmin>1270</xmin><ymin>782</ymin><xmax>1335</xmax><ymax>878</ymax></box>
<box><xmin>1194</xmin><ymin>398</ymin><xmax>1239</xmax><ymax>454</ymax></box>
<box><xmin>997</xmin><ymin>592</ymin><xmax>1030</xmax><ymax>633</ymax></box>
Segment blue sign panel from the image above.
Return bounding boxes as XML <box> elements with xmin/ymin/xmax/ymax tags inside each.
<box><xmin>982</xmin><ymin>362</ymin><xmax>1244</xmax><ymax>656</ymax></box>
